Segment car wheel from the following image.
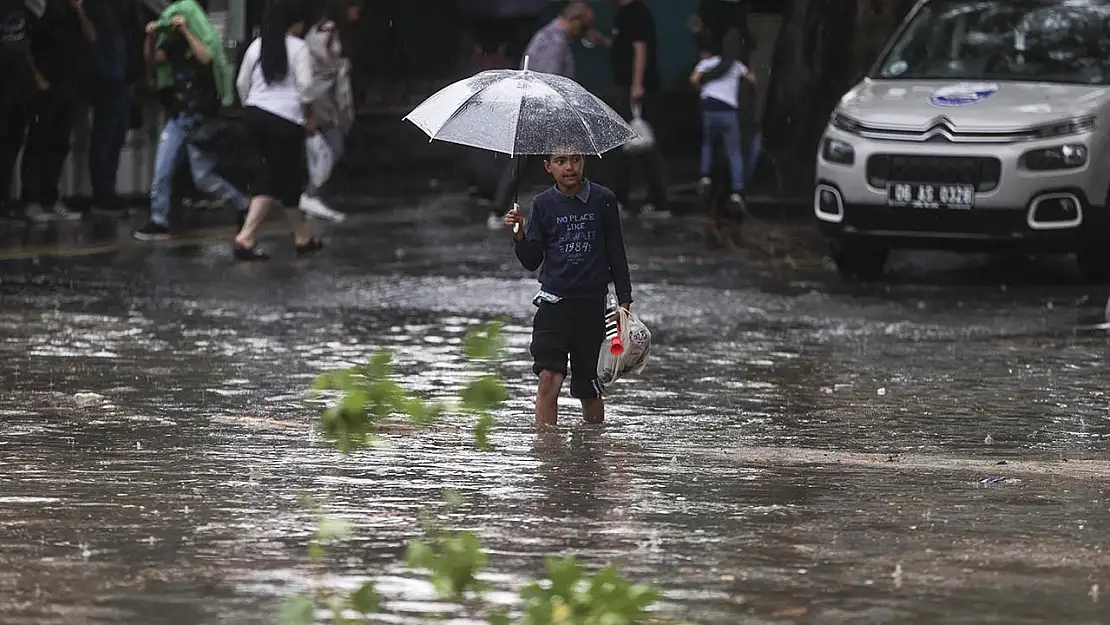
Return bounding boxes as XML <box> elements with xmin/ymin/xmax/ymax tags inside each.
<box><xmin>1076</xmin><ymin>243</ymin><xmax>1110</xmax><ymax>283</ymax></box>
<box><xmin>830</xmin><ymin>240</ymin><xmax>889</xmax><ymax>281</ymax></box>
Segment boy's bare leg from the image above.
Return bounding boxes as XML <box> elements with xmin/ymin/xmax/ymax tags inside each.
<box><xmin>581</xmin><ymin>397</ymin><xmax>604</xmax><ymax>424</ymax></box>
<box><xmin>536</xmin><ymin>370</ymin><xmax>563</xmax><ymax>426</ymax></box>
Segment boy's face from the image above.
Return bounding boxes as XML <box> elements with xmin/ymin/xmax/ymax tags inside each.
<box><xmin>544</xmin><ymin>153</ymin><xmax>585</xmax><ymax>188</ymax></box>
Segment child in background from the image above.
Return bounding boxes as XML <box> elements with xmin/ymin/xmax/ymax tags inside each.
<box><xmin>689</xmin><ymin>32</ymin><xmax>756</xmax><ymax>214</ymax></box>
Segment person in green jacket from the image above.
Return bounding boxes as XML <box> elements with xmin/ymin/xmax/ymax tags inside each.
<box><xmin>133</xmin><ymin>8</ymin><xmax>248</xmax><ymax>241</ymax></box>
<box><xmin>152</xmin><ymin>0</ymin><xmax>234</xmax><ymax>107</ymax></box>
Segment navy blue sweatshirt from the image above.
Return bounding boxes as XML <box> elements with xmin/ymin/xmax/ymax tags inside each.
<box><xmin>514</xmin><ymin>181</ymin><xmax>633</xmax><ymax>304</ymax></box>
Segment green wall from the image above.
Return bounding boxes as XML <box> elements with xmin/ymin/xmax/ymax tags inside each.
<box><xmin>539</xmin><ymin>0</ymin><xmax>700</xmax><ymax>93</ymax></box>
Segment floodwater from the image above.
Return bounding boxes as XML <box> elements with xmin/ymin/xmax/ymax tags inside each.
<box><xmin>0</xmin><ymin>200</ymin><xmax>1107</xmax><ymax>625</ymax></box>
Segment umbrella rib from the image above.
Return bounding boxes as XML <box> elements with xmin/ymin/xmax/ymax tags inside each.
<box><xmin>553</xmin><ymin>86</ymin><xmax>601</xmax><ymax>156</ymax></box>
<box><xmin>427</xmin><ymin>81</ymin><xmax>503</xmax><ymax>141</ymax></box>
<box><xmin>510</xmin><ymin>77</ymin><xmax>527</xmax><ymax>158</ymax></box>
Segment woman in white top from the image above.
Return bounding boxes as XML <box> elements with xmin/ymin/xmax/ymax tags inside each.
<box><xmin>232</xmin><ymin>0</ymin><xmax>321</xmax><ymax>261</ymax></box>
<box><xmin>297</xmin><ymin>0</ymin><xmax>361</xmax><ymax>224</ymax></box>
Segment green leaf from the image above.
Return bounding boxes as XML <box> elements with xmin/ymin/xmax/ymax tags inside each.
<box><xmin>349</xmin><ymin>580</ymin><xmax>381</xmax><ymax>615</ymax></box>
<box><xmin>308</xmin><ymin>541</ymin><xmax>325</xmax><ymax>564</ymax></box>
<box><xmin>487</xmin><ymin>607</ymin><xmax>512</xmax><ymax>625</ymax></box>
<box><xmin>366</xmin><ymin>351</ymin><xmax>393</xmax><ymax>378</ymax></box>
<box><xmin>442</xmin><ymin>488</ymin><xmax>465</xmax><ymax>510</ymax></box>
<box><xmin>460</xmin><ymin>375</ymin><xmax>507</xmax><ymax>413</ymax></box>
<box><xmin>277</xmin><ymin>594</ymin><xmax>316</xmax><ymax>625</ymax></box>
<box><xmin>316</xmin><ymin>517</ymin><xmax>353</xmax><ymax>541</ymax></box>
<box><xmin>406</xmin><ymin>539</ymin><xmax>433</xmax><ymax>569</ymax></box>
<box><xmin>462</xmin><ymin>321</ymin><xmax>504</xmax><ymax>361</ymax></box>
<box><xmin>474</xmin><ymin>413</ymin><xmax>495</xmax><ymax>451</ymax></box>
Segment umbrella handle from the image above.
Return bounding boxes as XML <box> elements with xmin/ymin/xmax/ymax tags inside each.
<box><xmin>511</xmin><ymin>156</ymin><xmax>524</xmax><ymax>234</ymax></box>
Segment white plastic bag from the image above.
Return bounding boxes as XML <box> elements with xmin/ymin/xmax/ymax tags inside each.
<box><xmin>623</xmin><ymin>103</ymin><xmax>656</xmax><ymax>154</ymax></box>
<box><xmin>306</xmin><ymin>133</ymin><xmax>336</xmax><ymax>190</ymax></box>
<box><xmin>596</xmin><ymin>305</ymin><xmax>652</xmax><ymax>390</ymax></box>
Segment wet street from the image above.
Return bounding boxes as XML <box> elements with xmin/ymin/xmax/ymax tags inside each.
<box><xmin>1</xmin><ymin>197</ymin><xmax>1108</xmax><ymax>625</ymax></box>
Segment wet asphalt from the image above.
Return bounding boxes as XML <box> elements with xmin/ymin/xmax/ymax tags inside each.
<box><xmin>0</xmin><ymin>195</ymin><xmax>1108</xmax><ymax>625</ymax></box>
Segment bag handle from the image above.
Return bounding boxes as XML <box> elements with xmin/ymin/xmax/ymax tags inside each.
<box><xmin>631</xmin><ymin>102</ymin><xmax>643</xmax><ymax>120</ymax></box>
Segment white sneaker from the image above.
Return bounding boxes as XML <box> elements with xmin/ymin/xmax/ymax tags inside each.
<box><xmin>52</xmin><ymin>202</ymin><xmax>82</xmax><ymax>221</ymax></box>
<box><xmin>24</xmin><ymin>203</ymin><xmax>54</xmax><ymax>223</ymax></box>
<box><xmin>697</xmin><ymin>176</ymin><xmax>712</xmax><ymax>198</ymax></box>
<box><xmin>728</xmin><ymin>193</ymin><xmax>749</xmax><ymax>217</ymax></box>
<box><xmin>639</xmin><ymin>203</ymin><xmax>673</xmax><ymax>220</ymax></box>
<box><xmin>486</xmin><ymin>211</ymin><xmax>502</xmax><ymax>230</ymax></box>
<box><xmin>299</xmin><ymin>194</ymin><xmax>347</xmax><ymax>223</ymax></box>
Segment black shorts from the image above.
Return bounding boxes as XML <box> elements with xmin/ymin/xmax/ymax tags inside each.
<box><xmin>245</xmin><ymin>106</ymin><xmax>305</xmax><ymax>207</ymax></box>
<box><xmin>530</xmin><ymin>297</ymin><xmax>606</xmax><ymax>399</ymax></box>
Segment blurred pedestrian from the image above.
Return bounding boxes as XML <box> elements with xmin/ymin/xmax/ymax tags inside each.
<box><xmin>503</xmin><ymin>151</ymin><xmax>633</xmax><ymax>426</ymax></box>
<box><xmin>20</xmin><ymin>0</ymin><xmax>97</xmax><ymax>224</ymax></box>
<box><xmin>594</xmin><ymin>0</ymin><xmax>670</xmax><ymax>219</ymax></box>
<box><xmin>83</xmin><ymin>0</ymin><xmax>145</xmax><ymax>217</ymax></box>
<box><xmin>133</xmin><ymin>0</ymin><xmax>248</xmax><ymax>240</ymax></box>
<box><xmin>232</xmin><ymin>0</ymin><xmax>321</xmax><ymax>261</ymax></box>
<box><xmin>479</xmin><ymin>1</ymin><xmax>597</xmax><ymax>230</ymax></box>
<box><xmin>692</xmin><ymin>0</ymin><xmax>755</xmax><ymax>68</ymax></box>
<box><xmin>521</xmin><ymin>1</ymin><xmax>593</xmax><ymax>79</ymax></box>
<box><xmin>298</xmin><ymin>0</ymin><xmax>360</xmax><ymax>224</ymax></box>
<box><xmin>0</xmin><ymin>0</ymin><xmax>39</xmax><ymax>224</ymax></box>
<box><xmin>690</xmin><ymin>31</ymin><xmax>755</xmax><ymax>214</ymax></box>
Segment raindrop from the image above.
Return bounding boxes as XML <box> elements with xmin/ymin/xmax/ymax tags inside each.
<box><xmin>1091</xmin><ymin>584</ymin><xmax>1100</xmax><ymax>602</ymax></box>
<box><xmin>135</xmin><ymin>441</ymin><xmax>141</xmax><ymax>450</ymax></box>
<box><xmin>984</xmin><ymin>434</ymin><xmax>994</xmax><ymax>445</ymax></box>
<box><xmin>79</xmin><ymin>542</ymin><xmax>91</xmax><ymax>560</ymax></box>
<box><xmin>892</xmin><ymin>563</ymin><xmax>903</xmax><ymax>589</ymax></box>
<box><xmin>877</xmin><ymin>387</ymin><xmax>887</xmax><ymax>396</ymax></box>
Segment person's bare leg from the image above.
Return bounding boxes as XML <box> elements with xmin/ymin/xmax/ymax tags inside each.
<box><xmin>536</xmin><ymin>370</ymin><xmax>563</xmax><ymax>426</ymax></box>
<box><xmin>284</xmin><ymin>206</ymin><xmax>313</xmax><ymax>246</ymax></box>
<box><xmin>581</xmin><ymin>397</ymin><xmax>604</xmax><ymax>424</ymax></box>
<box><xmin>235</xmin><ymin>195</ymin><xmax>275</xmax><ymax>247</ymax></box>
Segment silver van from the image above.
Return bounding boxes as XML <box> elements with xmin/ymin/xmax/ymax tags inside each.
<box><xmin>814</xmin><ymin>0</ymin><xmax>1110</xmax><ymax>281</ymax></box>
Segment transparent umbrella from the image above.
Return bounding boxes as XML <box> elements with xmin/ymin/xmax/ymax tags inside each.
<box><xmin>403</xmin><ymin>59</ymin><xmax>638</xmax><ymax>157</ymax></box>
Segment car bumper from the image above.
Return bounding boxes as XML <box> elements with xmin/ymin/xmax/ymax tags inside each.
<box><xmin>814</xmin><ymin>182</ymin><xmax>1107</xmax><ymax>252</ymax></box>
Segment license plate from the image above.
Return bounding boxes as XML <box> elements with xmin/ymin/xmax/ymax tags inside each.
<box><xmin>887</xmin><ymin>183</ymin><xmax>974</xmax><ymax>209</ymax></box>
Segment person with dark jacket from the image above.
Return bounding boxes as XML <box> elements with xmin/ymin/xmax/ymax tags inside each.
<box><xmin>84</xmin><ymin>0</ymin><xmax>145</xmax><ymax>216</ymax></box>
<box><xmin>593</xmin><ymin>0</ymin><xmax>670</xmax><ymax>218</ymax></box>
<box><xmin>19</xmin><ymin>0</ymin><xmax>97</xmax><ymax>223</ymax></box>
<box><xmin>0</xmin><ymin>0</ymin><xmax>39</xmax><ymax>223</ymax></box>
<box><xmin>503</xmin><ymin>152</ymin><xmax>633</xmax><ymax>427</ymax></box>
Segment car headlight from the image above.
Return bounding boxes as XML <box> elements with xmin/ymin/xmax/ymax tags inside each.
<box><xmin>829</xmin><ymin>111</ymin><xmax>863</xmax><ymax>134</ymax></box>
<box><xmin>1021</xmin><ymin>144</ymin><xmax>1088</xmax><ymax>170</ymax></box>
<box><xmin>821</xmin><ymin>138</ymin><xmax>855</xmax><ymax>165</ymax></box>
<box><xmin>1031</xmin><ymin>116</ymin><xmax>1097</xmax><ymax>140</ymax></box>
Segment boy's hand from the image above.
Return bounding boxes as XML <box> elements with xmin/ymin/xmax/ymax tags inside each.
<box><xmin>689</xmin><ymin>71</ymin><xmax>702</xmax><ymax>87</ymax></box>
<box><xmin>620</xmin><ymin>302</ymin><xmax>631</xmax><ymax>312</ymax></box>
<box><xmin>504</xmin><ymin>205</ymin><xmax>524</xmax><ymax>240</ymax></box>
<box><xmin>145</xmin><ymin>21</ymin><xmax>159</xmax><ymax>35</ymax></box>
<box><xmin>171</xmin><ymin>15</ymin><xmax>187</xmax><ymax>31</ymax></box>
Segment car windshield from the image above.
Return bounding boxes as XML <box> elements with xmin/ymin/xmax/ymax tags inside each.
<box><xmin>874</xmin><ymin>0</ymin><xmax>1110</xmax><ymax>85</ymax></box>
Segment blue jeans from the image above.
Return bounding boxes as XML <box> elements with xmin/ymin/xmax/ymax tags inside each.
<box><xmin>700</xmin><ymin>108</ymin><xmax>745</xmax><ymax>193</ymax></box>
<box><xmin>303</xmin><ymin>126</ymin><xmax>345</xmax><ymax>198</ymax></box>
<box><xmin>89</xmin><ymin>83</ymin><xmax>132</xmax><ymax>202</ymax></box>
<box><xmin>150</xmin><ymin>114</ymin><xmax>247</xmax><ymax>226</ymax></box>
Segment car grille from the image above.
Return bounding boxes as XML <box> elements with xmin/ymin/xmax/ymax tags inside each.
<box><xmin>866</xmin><ymin>155</ymin><xmax>1002</xmax><ymax>192</ymax></box>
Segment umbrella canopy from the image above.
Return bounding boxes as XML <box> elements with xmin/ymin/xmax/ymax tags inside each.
<box><xmin>404</xmin><ymin>67</ymin><xmax>638</xmax><ymax>157</ymax></box>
